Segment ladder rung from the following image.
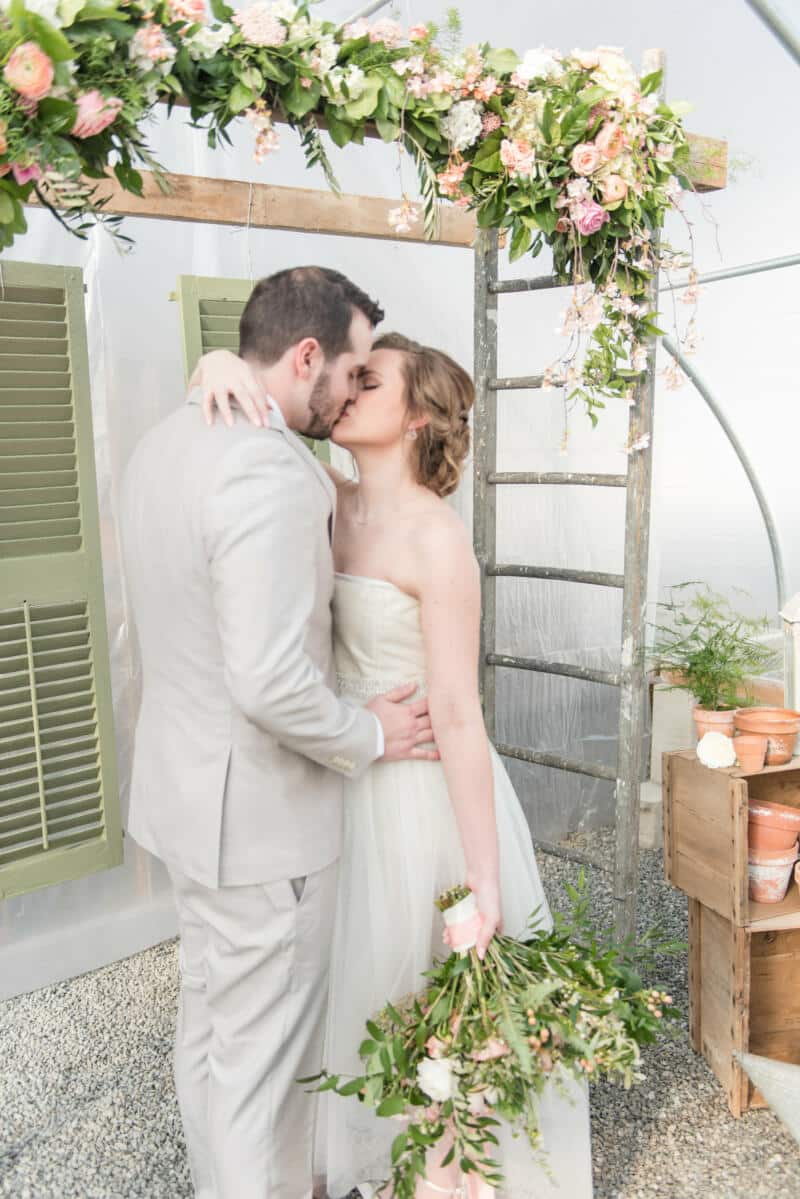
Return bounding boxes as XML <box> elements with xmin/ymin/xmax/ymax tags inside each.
<box><xmin>495</xmin><ymin>743</ymin><xmax>617</xmax><ymax>782</ymax></box>
<box><xmin>487</xmin><ymin>653</ymin><xmax>622</xmax><ymax>687</ymax></box>
<box><xmin>489</xmin><ymin>564</ymin><xmax>625</xmax><ymax>589</ymax></box>
<box><xmin>489</xmin><ymin>472</ymin><xmax>628</xmax><ymax>487</ymax></box>
<box><xmin>489</xmin><ymin>374</ymin><xmax>544</xmax><ymax>391</ymax></box>
<box><xmin>489</xmin><ymin>276</ymin><xmax>563</xmax><ymax>295</ymax></box>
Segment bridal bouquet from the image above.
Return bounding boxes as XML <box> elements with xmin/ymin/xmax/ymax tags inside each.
<box><xmin>308</xmin><ymin>877</ymin><xmax>679</xmax><ymax>1197</ymax></box>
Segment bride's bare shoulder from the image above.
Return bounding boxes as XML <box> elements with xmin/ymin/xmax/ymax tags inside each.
<box><xmin>415</xmin><ymin>499</ymin><xmax>478</xmax><ymax>584</ymax></box>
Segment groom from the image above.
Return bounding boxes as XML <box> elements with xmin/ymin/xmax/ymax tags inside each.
<box><xmin>120</xmin><ymin>267</ymin><xmax>436</xmax><ymax>1199</ymax></box>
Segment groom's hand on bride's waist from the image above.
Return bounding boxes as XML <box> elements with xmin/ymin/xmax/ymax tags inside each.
<box><xmin>367</xmin><ymin>683</ymin><xmax>439</xmax><ymax>763</ymax></box>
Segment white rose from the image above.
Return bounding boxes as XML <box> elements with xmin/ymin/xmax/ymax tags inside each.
<box><xmin>593</xmin><ymin>47</ymin><xmax>637</xmax><ymax>98</ymax></box>
<box><xmin>186</xmin><ymin>22</ymin><xmax>234</xmax><ymax>60</ymax></box>
<box><xmin>416</xmin><ymin>1056</ymin><xmax>459</xmax><ymax>1103</ymax></box>
<box><xmin>516</xmin><ymin>45</ymin><xmax>564</xmax><ymax>83</ymax></box>
<box><xmin>697</xmin><ymin>731</ymin><xmax>736</xmax><ymax>770</ymax></box>
<box><xmin>440</xmin><ymin>99</ymin><xmax>484</xmax><ymax>153</ymax></box>
<box><xmin>269</xmin><ymin>0</ymin><xmax>296</xmax><ymax>20</ymax></box>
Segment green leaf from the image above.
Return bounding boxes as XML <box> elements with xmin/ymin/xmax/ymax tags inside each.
<box><xmin>376</xmin><ymin>1094</ymin><xmax>407</xmax><ymax>1118</ymax></box>
<box><xmin>26</xmin><ymin>13</ymin><xmax>75</xmax><ymax>60</ymax></box>
<box><xmin>0</xmin><ymin>192</ymin><xmax>14</xmax><ymax>224</ymax></box>
<box><xmin>338</xmin><ymin>1077</ymin><xmax>365</xmax><ymax>1096</ymax></box>
<box><xmin>484</xmin><ymin>47</ymin><xmax>520</xmax><ymax>75</ymax></box>
<box><xmin>640</xmin><ymin>69</ymin><xmax>663</xmax><ymax>97</ymax></box>
<box><xmin>282</xmin><ymin>75</ymin><xmax>321</xmax><ymax>118</ymax></box>
<box><xmin>36</xmin><ymin>97</ymin><xmax>78</xmax><ymax>132</ymax></box>
<box><xmin>382</xmin><ymin>71</ymin><xmax>405</xmax><ymax>107</ymax></box>
<box><xmin>366</xmin><ymin>1019</ymin><xmax>385</xmax><ymax>1042</ymax></box>
<box><xmin>114</xmin><ymin>163</ymin><xmax>143</xmax><ymax>194</ymax></box>
<box><xmin>209</xmin><ymin>0</ymin><xmax>233</xmax><ymax>20</ymax></box>
<box><xmin>259</xmin><ymin>55</ymin><xmax>291</xmax><ymax>85</ymax></box>
<box><xmin>325</xmin><ymin>111</ymin><xmax>354</xmax><ymax>148</ymax></box>
<box><xmin>471</xmin><ymin>151</ymin><xmax>501</xmax><ymax>174</ymax></box>
<box><xmin>375</xmin><ymin>117</ymin><xmax>400</xmax><ymax>143</ymax></box>
<box><xmin>391</xmin><ymin>1132</ymin><xmax>408</xmax><ymax>1164</ymax></box>
<box><xmin>229</xmin><ymin>82</ymin><xmax>255</xmax><ymax>114</ymax></box>
<box><xmin>342</xmin><ymin>76</ymin><xmax>381</xmax><ymax>121</ymax></box>
<box><xmin>509</xmin><ymin>219</ymin><xmax>532</xmax><ymax>262</ymax></box>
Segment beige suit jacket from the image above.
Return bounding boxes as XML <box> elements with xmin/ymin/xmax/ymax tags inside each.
<box><xmin>119</xmin><ymin>393</ymin><xmax>378</xmax><ymax>888</ymax></box>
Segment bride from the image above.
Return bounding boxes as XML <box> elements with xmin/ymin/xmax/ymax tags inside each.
<box><xmin>195</xmin><ymin>334</ymin><xmax>593</xmax><ymax>1199</ymax></box>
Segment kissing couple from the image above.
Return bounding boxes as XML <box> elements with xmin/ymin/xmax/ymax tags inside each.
<box><xmin>120</xmin><ymin>266</ymin><xmax>592</xmax><ymax>1198</ymax></box>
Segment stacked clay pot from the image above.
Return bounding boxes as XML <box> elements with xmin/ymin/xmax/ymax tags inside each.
<box><xmin>748</xmin><ymin>799</ymin><xmax>800</xmax><ymax>902</ymax></box>
<box><xmin>735</xmin><ymin>707</ymin><xmax>800</xmax><ymax>766</ymax></box>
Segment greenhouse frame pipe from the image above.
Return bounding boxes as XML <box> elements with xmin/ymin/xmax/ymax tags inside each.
<box><xmin>744</xmin><ymin>0</ymin><xmax>800</xmax><ymax>67</ymax></box>
<box><xmin>661</xmin><ymin>336</ymin><xmax>788</xmax><ymax>609</ymax></box>
<box><xmin>660</xmin><ymin>252</ymin><xmax>800</xmax><ymax>292</ymax></box>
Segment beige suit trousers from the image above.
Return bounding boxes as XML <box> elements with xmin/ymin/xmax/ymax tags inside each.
<box><xmin>168</xmin><ymin>861</ymin><xmax>339</xmax><ymax>1198</ymax></box>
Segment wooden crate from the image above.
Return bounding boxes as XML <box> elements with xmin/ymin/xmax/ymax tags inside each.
<box><xmin>663</xmin><ymin>750</ymin><xmax>800</xmax><ymax>1116</ymax></box>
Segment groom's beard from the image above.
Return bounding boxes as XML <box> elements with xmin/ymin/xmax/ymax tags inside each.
<box><xmin>303</xmin><ymin>368</ymin><xmax>339</xmax><ymax>440</ymax></box>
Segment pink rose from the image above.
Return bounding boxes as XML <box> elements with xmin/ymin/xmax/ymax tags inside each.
<box><xmin>574</xmin><ymin>198</ymin><xmax>610</xmax><ymax>236</ymax></box>
<box><xmin>425</xmin><ymin>1036</ymin><xmax>446</xmax><ymax>1059</ymax></box>
<box><xmin>167</xmin><ymin>0</ymin><xmax>207</xmax><ymax>22</ymax></box>
<box><xmin>500</xmin><ymin>138</ymin><xmax>536</xmax><ymax>179</ymax></box>
<box><xmin>599</xmin><ymin>173</ymin><xmax>627</xmax><ymax>206</ymax></box>
<box><xmin>4</xmin><ymin>42</ymin><xmax>54</xmax><ymax>102</ymax></box>
<box><xmin>409</xmin><ymin>23</ymin><xmax>429</xmax><ymax>41</ymax></box>
<box><xmin>595</xmin><ymin>122</ymin><xmax>626</xmax><ymax>161</ymax></box>
<box><xmin>571</xmin><ymin>142</ymin><xmax>601</xmax><ymax>176</ymax></box>
<box><xmin>71</xmin><ymin>91</ymin><xmax>124</xmax><ymax>139</ymax></box>
<box><xmin>471</xmin><ymin>1037</ymin><xmax>510</xmax><ymax>1062</ymax></box>
<box><xmin>11</xmin><ymin>162</ymin><xmax>42</xmax><ymax>185</ymax></box>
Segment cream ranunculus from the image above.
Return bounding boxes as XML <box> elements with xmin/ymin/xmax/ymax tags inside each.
<box><xmin>571</xmin><ymin>142</ymin><xmax>601</xmax><ymax>176</ymax></box>
<box><xmin>416</xmin><ymin>1055</ymin><xmax>459</xmax><ymax>1102</ymax></box>
<box><xmin>593</xmin><ymin>46</ymin><xmax>637</xmax><ymax>100</ymax></box>
<box><xmin>599</xmin><ymin>173</ymin><xmax>628</xmax><ymax>206</ymax></box>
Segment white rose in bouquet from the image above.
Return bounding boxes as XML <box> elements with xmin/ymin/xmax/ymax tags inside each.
<box><xmin>417</xmin><ymin>1055</ymin><xmax>459</xmax><ymax>1102</ymax></box>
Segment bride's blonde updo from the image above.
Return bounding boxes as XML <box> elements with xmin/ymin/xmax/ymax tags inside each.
<box><xmin>373</xmin><ymin>332</ymin><xmax>474</xmax><ymax>499</ymax></box>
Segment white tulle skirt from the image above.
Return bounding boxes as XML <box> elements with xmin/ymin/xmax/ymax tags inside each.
<box><xmin>318</xmin><ymin>748</ymin><xmax>594</xmax><ymax>1199</ymax></box>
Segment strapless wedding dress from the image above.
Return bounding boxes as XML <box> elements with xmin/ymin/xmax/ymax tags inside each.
<box><xmin>319</xmin><ymin>573</ymin><xmax>594</xmax><ymax>1199</ymax></box>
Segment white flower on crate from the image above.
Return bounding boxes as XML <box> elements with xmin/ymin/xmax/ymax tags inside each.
<box><xmin>416</xmin><ymin>1055</ymin><xmax>459</xmax><ymax>1102</ymax></box>
<box><xmin>696</xmin><ymin>731</ymin><xmax>736</xmax><ymax>770</ymax></box>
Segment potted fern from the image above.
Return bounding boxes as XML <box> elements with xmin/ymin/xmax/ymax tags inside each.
<box><xmin>649</xmin><ymin>584</ymin><xmax>775</xmax><ymax>740</ymax></box>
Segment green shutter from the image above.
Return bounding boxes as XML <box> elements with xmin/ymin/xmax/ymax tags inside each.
<box><xmin>0</xmin><ymin>260</ymin><xmax>121</xmax><ymax>899</ymax></box>
<box><xmin>176</xmin><ymin>274</ymin><xmax>330</xmax><ymax>463</ymax></box>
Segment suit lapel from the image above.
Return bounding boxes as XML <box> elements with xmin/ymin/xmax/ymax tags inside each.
<box><xmin>267</xmin><ymin>402</ymin><xmax>337</xmax><ymax>518</ymax></box>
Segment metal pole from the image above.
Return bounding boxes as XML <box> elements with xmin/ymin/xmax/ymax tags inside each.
<box><xmin>660</xmin><ymin>251</ymin><xmax>800</xmax><ymax>292</ymax></box>
<box><xmin>744</xmin><ymin>0</ymin><xmax>800</xmax><ymax>67</ymax></box>
<box><xmin>341</xmin><ymin>0</ymin><xmax>392</xmax><ymax>24</ymax></box>
<box><xmin>662</xmin><ymin>336</ymin><xmax>788</xmax><ymax>609</ymax></box>
<box><xmin>613</xmin><ymin>48</ymin><xmax>664</xmax><ymax>943</ymax></box>
<box><xmin>473</xmin><ymin>230</ymin><xmax>499</xmax><ymax>738</ymax></box>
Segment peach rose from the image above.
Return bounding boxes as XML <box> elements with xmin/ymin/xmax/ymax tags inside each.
<box><xmin>571</xmin><ymin>142</ymin><xmax>601</xmax><ymax>176</ymax></box>
<box><xmin>71</xmin><ymin>91</ymin><xmax>124</xmax><ymax>139</ymax></box>
<box><xmin>4</xmin><ymin>42</ymin><xmax>54</xmax><ymax>102</ymax></box>
<box><xmin>595</xmin><ymin>122</ymin><xmax>626</xmax><ymax>160</ymax></box>
<box><xmin>599</xmin><ymin>173</ymin><xmax>628</xmax><ymax>206</ymax></box>
<box><xmin>167</xmin><ymin>0</ymin><xmax>207</xmax><ymax>22</ymax></box>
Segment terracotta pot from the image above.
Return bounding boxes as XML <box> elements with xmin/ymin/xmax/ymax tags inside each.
<box><xmin>693</xmin><ymin>707</ymin><xmax>736</xmax><ymax>740</ymax></box>
<box><xmin>734</xmin><ymin>708</ymin><xmax>800</xmax><ymax>765</ymax></box>
<box><xmin>748</xmin><ymin>799</ymin><xmax>800</xmax><ymax>851</ymax></box>
<box><xmin>748</xmin><ymin>842</ymin><xmax>798</xmax><ymax>903</ymax></box>
<box><xmin>733</xmin><ymin>734</ymin><xmax>768</xmax><ymax>774</ymax></box>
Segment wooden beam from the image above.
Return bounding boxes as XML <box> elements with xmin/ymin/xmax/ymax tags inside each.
<box><xmin>28</xmin><ymin>169</ymin><xmax>476</xmax><ymax>247</ymax></box>
<box><xmin>685</xmin><ymin>131</ymin><xmax>727</xmax><ymax>192</ymax></box>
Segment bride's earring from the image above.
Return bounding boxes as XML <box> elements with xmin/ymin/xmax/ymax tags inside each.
<box><xmin>406</xmin><ymin>428</ymin><xmax>418</xmax><ymax>440</ymax></box>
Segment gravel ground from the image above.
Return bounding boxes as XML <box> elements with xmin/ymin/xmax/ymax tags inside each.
<box><xmin>2</xmin><ymin>835</ymin><xmax>799</xmax><ymax>1199</ymax></box>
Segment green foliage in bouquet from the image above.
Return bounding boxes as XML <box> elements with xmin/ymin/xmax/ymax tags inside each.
<box><xmin>304</xmin><ymin>876</ymin><xmax>682</xmax><ymax>1197</ymax></box>
<box><xmin>649</xmin><ymin>582</ymin><xmax>775</xmax><ymax>712</ymax></box>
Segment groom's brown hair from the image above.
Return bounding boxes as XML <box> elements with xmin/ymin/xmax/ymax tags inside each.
<box><xmin>239</xmin><ymin>266</ymin><xmax>383</xmax><ymax>365</ymax></box>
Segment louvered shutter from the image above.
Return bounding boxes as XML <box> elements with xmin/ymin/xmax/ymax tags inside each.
<box><xmin>176</xmin><ymin>274</ymin><xmax>330</xmax><ymax>463</ymax></box>
<box><xmin>0</xmin><ymin>261</ymin><xmax>121</xmax><ymax>899</ymax></box>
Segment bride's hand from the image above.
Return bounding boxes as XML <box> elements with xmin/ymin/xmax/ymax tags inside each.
<box><xmin>467</xmin><ymin>876</ymin><xmax>502</xmax><ymax>959</ymax></box>
<box><xmin>189</xmin><ymin>349</ymin><xmax>270</xmax><ymax>429</ymax></box>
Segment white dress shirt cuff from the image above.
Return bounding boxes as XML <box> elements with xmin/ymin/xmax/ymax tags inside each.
<box><xmin>373</xmin><ymin>713</ymin><xmax>385</xmax><ymax>759</ymax></box>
